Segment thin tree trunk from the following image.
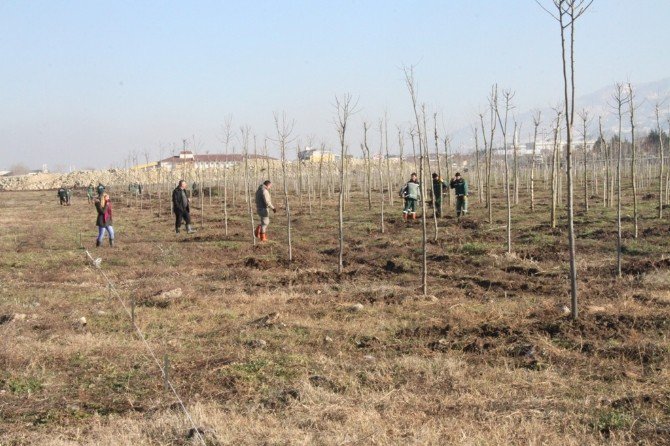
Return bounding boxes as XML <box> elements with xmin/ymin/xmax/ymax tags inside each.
<box><xmin>628</xmin><ymin>83</ymin><xmax>638</xmax><ymax>239</ymax></box>
<box><xmin>531</xmin><ymin>112</ymin><xmax>541</xmax><ymax>212</ymax></box>
<box><xmin>335</xmin><ymin>95</ymin><xmax>354</xmax><ymax>275</ymax></box>
<box><xmin>403</xmin><ymin>66</ymin><xmax>428</xmax><ymax>296</ymax></box>
<box><xmin>657</xmin><ymin>105</ymin><xmax>665</xmax><ymax>219</ymax></box>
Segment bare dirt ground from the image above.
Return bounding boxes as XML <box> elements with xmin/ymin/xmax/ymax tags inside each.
<box><xmin>0</xmin><ymin>188</ymin><xmax>668</xmax><ymax>445</ymax></box>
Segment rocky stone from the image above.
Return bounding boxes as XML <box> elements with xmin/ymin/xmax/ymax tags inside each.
<box><xmin>159</xmin><ymin>288</ymin><xmax>183</xmax><ymax>300</ymax></box>
<box><xmin>250</xmin><ymin>312</ymin><xmax>281</xmax><ymax>327</ymax></box>
<box><xmin>246</xmin><ymin>339</ymin><xmax>267</xmax><ymax>349</ymax></box>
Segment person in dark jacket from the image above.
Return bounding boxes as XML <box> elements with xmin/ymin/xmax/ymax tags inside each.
<box><xmin>94</xmin><ymin>193</ymin><xmax>115</xmax><ymax>247</ymax></box>
<box><xmin>254</xmin><ymin>180</ymin><xmax>276</xmax><ymax>241</ymax></box>
<box><xmin>172</xmin><ymin>180</ymin><xmax>196</xmax><ymax>234</ymax></box>
<box><xmin>449</xmin><ymin>172</ymin><xmax>469</xmax><ymax>220</ymax></box>
<box><xmin>431</xmin><ymin>173</ymin><xmax>447</xmax><ymax>217</ymax></box>
<box><xmin>57</xmin><ymin>186</ymin><xmax>69</xmax><ymax>205</ymax></box>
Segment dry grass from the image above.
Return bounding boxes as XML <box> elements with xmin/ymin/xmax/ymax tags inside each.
<box><xmin>0</xmin><ymin>188</ymin><xmax>669</xmax><ymax>445</ymax></box>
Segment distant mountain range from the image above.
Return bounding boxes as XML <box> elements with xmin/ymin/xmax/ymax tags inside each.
<box><xmin>451</xmin><ymin>78</ymin><xmax>670</xmax><ymax>150</ymax></box>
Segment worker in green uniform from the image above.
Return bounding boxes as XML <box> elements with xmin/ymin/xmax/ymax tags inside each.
<box><xmin>400</xmin><ymin>173</ymin><xmax>421</xmax><ymax>220</ymax></box>
<box><xmin>449</xmin><ymin>172</ymin><xmax>468</xmax><ymax>220</ymax></box>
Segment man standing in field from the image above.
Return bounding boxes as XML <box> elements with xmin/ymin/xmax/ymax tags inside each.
<box><xmin>172</xmin><ymin>180</ymin><xmax>196</xmax><ymax>234</ymax></box>
<box><xmin>450</xmin><ymin>172</ymin><xmax>468</xmax><ymax>220</ymax></box>
<box><xmin>432</xmin><ymin>173</ymin><xmax>447</xmax><ymax>218</ymax></box>
<box><xmin>400</xmin><ymin>173</ymin><xmax>421</xmax><ymax>220</ymax></box>
<box><xmin>255</xmin><ymin>180</ymin><xmax>276</xmax><ymax>242</ymax></box>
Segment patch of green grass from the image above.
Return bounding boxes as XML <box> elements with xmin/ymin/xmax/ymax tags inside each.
<box><xmin>225</xmin><ymin>353</ymin><xmax>306</xmax><ymax>384</ymax></box>
<box><xmin>214</xmin><ymin>240</ymin><xmax>242</xmax><ymax>250</ymax></box>
<box><xmin>7</xmin><ymin>376</ymin><xmax>43</xmax><ymax>394</ymax></box>
<box><xmin>231</xmin><ymin>359</ymin><xmax>269</xmax><ymax>380</ymax></box>
<box><xmin>460</xmin><ymin>242</ymin><xmax>489</xmax><ymax>255</ymax></box>
<box><xmin>621</xmin><ymin>241</ymin><xmax>663</xmax><ymax>256</ymax></box>
<box><xmin>593</xmin><ymin>409</ymin><xmax>631</xmax><ymax>435</ymax></box>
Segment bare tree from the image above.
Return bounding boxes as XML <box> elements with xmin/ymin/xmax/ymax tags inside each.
<box><xmin>241</xmin><ymin>126</ymin><xmax>256</xmax><ymax>246</ymax></box>
<box><xmin>473</xmin><ymin>125</ymin><xmax>483</xmax><ymax>204</ymax></box>
<box><xmin>397</xmin><ymin>126</ymin><xmax>405</xmax><ymax>184</ymax></box>
<box><xmin>531</xmin><ymin>111</ymin><xmax>542</xmax><ymax>212</ymax></box>
<box><xmin>274</xmin><ymin>112</ymin><xmax>296</xmax><ymax>262</ymax></box>
<box><xmin>656</xmin><ymin>104</ymin><xmax>666</xmax><ymax>218</ymax></box>
<box><xmin>403</xmin><ymin>66</ymin><xmax>428</xmax><ymax>295</ymax></box>
<box><xmin>577</xmin><ymin>109</ymin><xmax>591</xmax><ymax>213</ymax></box>
<box><xmin>318</xmin><ymin>142</ymin><xmax>325</xmax><ymax>210</ymax></box>
<box><xmin>435</xmin><ymin>114</ymin><xmax>444</xmax><ymax>214</ymax></box>
<box><xmin>443</xmin><ymin>136</ymin><xmax>450</xmax><ymax>210</ymax></box>
<box><xmin>537</xmin><ymin>0</ymin><xmax>593</xmax><ymax>320</ymax></box>
<box><xmin>377</xmin><ymin>118</ymin><xmax>387</xmax><ymax>233</ymax></box>
<box><xmin>422</xmin><ymin>105</ymin><xmax>439</xmax><ymax>240</ymax></box>
<box><xmin>628</xmin><ymin>83</ymin><xmax>639</xmax><ymax>238</ymax></box>
<box><xmin>383</xmin><ymin>112</ymin><xmax>393</xmax><ymax>207</ymax></box>
<box><xmin>612</xmin><ymin>83</ymin><xmax>629</xmax><ymax>277</ymax></box>
<box><xmin>361</xmin><ymin>122</ymin><xmax>373</xmax><ymax>211</ymax></box>
<box><xmin>495</xmin><ymin>89</ymin><xmax>514</xmax><ymax>254</ymax></box>
<box><xmin>482</xmin><ymin>85</ymin><xmax>498</xmax><ymax>224</ymax></box>
<box><xmin>597</xmin><ymin>116</ymin><xmax>609</xmax><ymax>208</ymax></box>
<box><xmin>512</xmin><ymin>120</ymin><xmax>521</xmax><ymax>206</ymax></box>
<box><xmin>335</xmin><ymin>94</ymin><xmax>357</xmax><ymax>275</ymax></box>
<box><xmin>220</xmin><ymin>117</ymin><xmax>234</xmax><ymax>236</ymax></box>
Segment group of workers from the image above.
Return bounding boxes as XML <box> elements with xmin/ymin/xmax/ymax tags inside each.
<box><xmin>65</xmin><ymin>172</ymin><xmax>466</xmax><ymax>248</ymax></box>
<box><xmin>400</xmin><ymin>172</ymin><xmax>468</xmax><ymax>221</ymax></box>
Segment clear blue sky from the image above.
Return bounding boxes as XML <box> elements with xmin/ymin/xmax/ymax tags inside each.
<box><xmin>1</xmin><ymin>0</ymin><xmax>668</xmax><ymax>170</ymax></box>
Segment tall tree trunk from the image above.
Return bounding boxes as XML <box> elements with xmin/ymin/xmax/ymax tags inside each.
<box><xmin>242</xmin><ymin>129</ymin><xmax>256</xmax><ymax>246</ymax></box>
<box><xmin>615</xmin><ymin>86</ymin><xmax>625</xmax><ymax>278</ymax></box>
<box><xmin>474</xmin><ymin>126</ymin><xmax>483</xmax><ymax>204</ymax></box>
<box><xmin>274</xmin><ymin>113</ymin><xmax>294</xmax><ymax>262</ymax></box>
<box><xmin>657</xmin><ymin>105</ymin><xmax>665</xmax><ymax>219</ymax></box>
<box><xmin>403</xmin><ymin>66</ymin><xmax>428</xmax><ymax>296</ymax></box>
<box><xmin>495</xmin><ymin>90</ymin><xmax>513</xmax><ymax>254</ymax></box>
<box><xmin>628</xmin><ymin>83</ymin><xmax>638</xmax><ymax>239</ymax></box>
<box><xmin>335</xmin><ymin>95</ymin><xmax>354</xmax><ymax>275</ymax></box>
<box><xmin>531</xmin><ymin>111</ymin><xmax>541</xmax><ymax>212</ymax></box>
<box><xmin>362</xmin><ymin>122</ymin><xmax>372</xmax><ymax>211</ymax></box>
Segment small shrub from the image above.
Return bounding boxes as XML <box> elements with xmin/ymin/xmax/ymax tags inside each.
<box><xmin>594</xmin><ymin>409</ymin><xmax>631</xmax><ymax>435</ymax></box>
<box><xmin>8</xmin><ymin>377</ymin><xmax>43</xmax><ymax>394</ymax></box>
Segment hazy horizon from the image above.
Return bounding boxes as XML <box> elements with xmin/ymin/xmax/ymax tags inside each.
<box><xmin>2</xmin><ymin>0</ymin><xmax>669</xmax><ymax>171</ymax></box>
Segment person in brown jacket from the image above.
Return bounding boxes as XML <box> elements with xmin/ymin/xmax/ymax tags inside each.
<box><xmin>254</xmin><ymin>180</ymin><xmax>276</xmax><ymax>242</ymax></box>
<box><xmin>94</xmin><ymin>193</ymin><xmax>115</xmax><ymax>247</ymax></box>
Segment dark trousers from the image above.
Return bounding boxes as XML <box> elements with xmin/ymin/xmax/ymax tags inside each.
<box><xmin>434</xmin><ymin>199</ymin><xmax>442</xmax><ymax>217</ymax></box>
<box><xmin>175</xmin><ymin>210</ymin><xmax>191</xmax><ymax>232</ymax></box>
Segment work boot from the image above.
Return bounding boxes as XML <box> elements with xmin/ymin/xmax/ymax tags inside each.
<box><xmin>96</xmin><ymin>239</ymin><xmax>101</xmax><ymax>247</ymax></box>
<box><xmin>402</xmin><ymin>212</ymin><xmax>408</xmax><ymax>221</ymax></box>
<box><xmin>254</xmin><ymin>225</ymin><xmax>261</xmax><ymax>238</ymax></box>
<box><xmin>186</xmin><ymin>225</ymin><xmax>196</xmax><ymax>234</ymax></box>
<box><xmin>109</xmin><ymin>239</ymin><xmax>114</xmax><ymax>247</ymax></box>
<box><xmin>411</xmin><ymin>212</ymin><xmax>417</xmax><ymax>220</ymax></box>
<box><xmin>260</xmin><ymin>232</ymin><xmax>267</xmax><ymax>242</ymax></box>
